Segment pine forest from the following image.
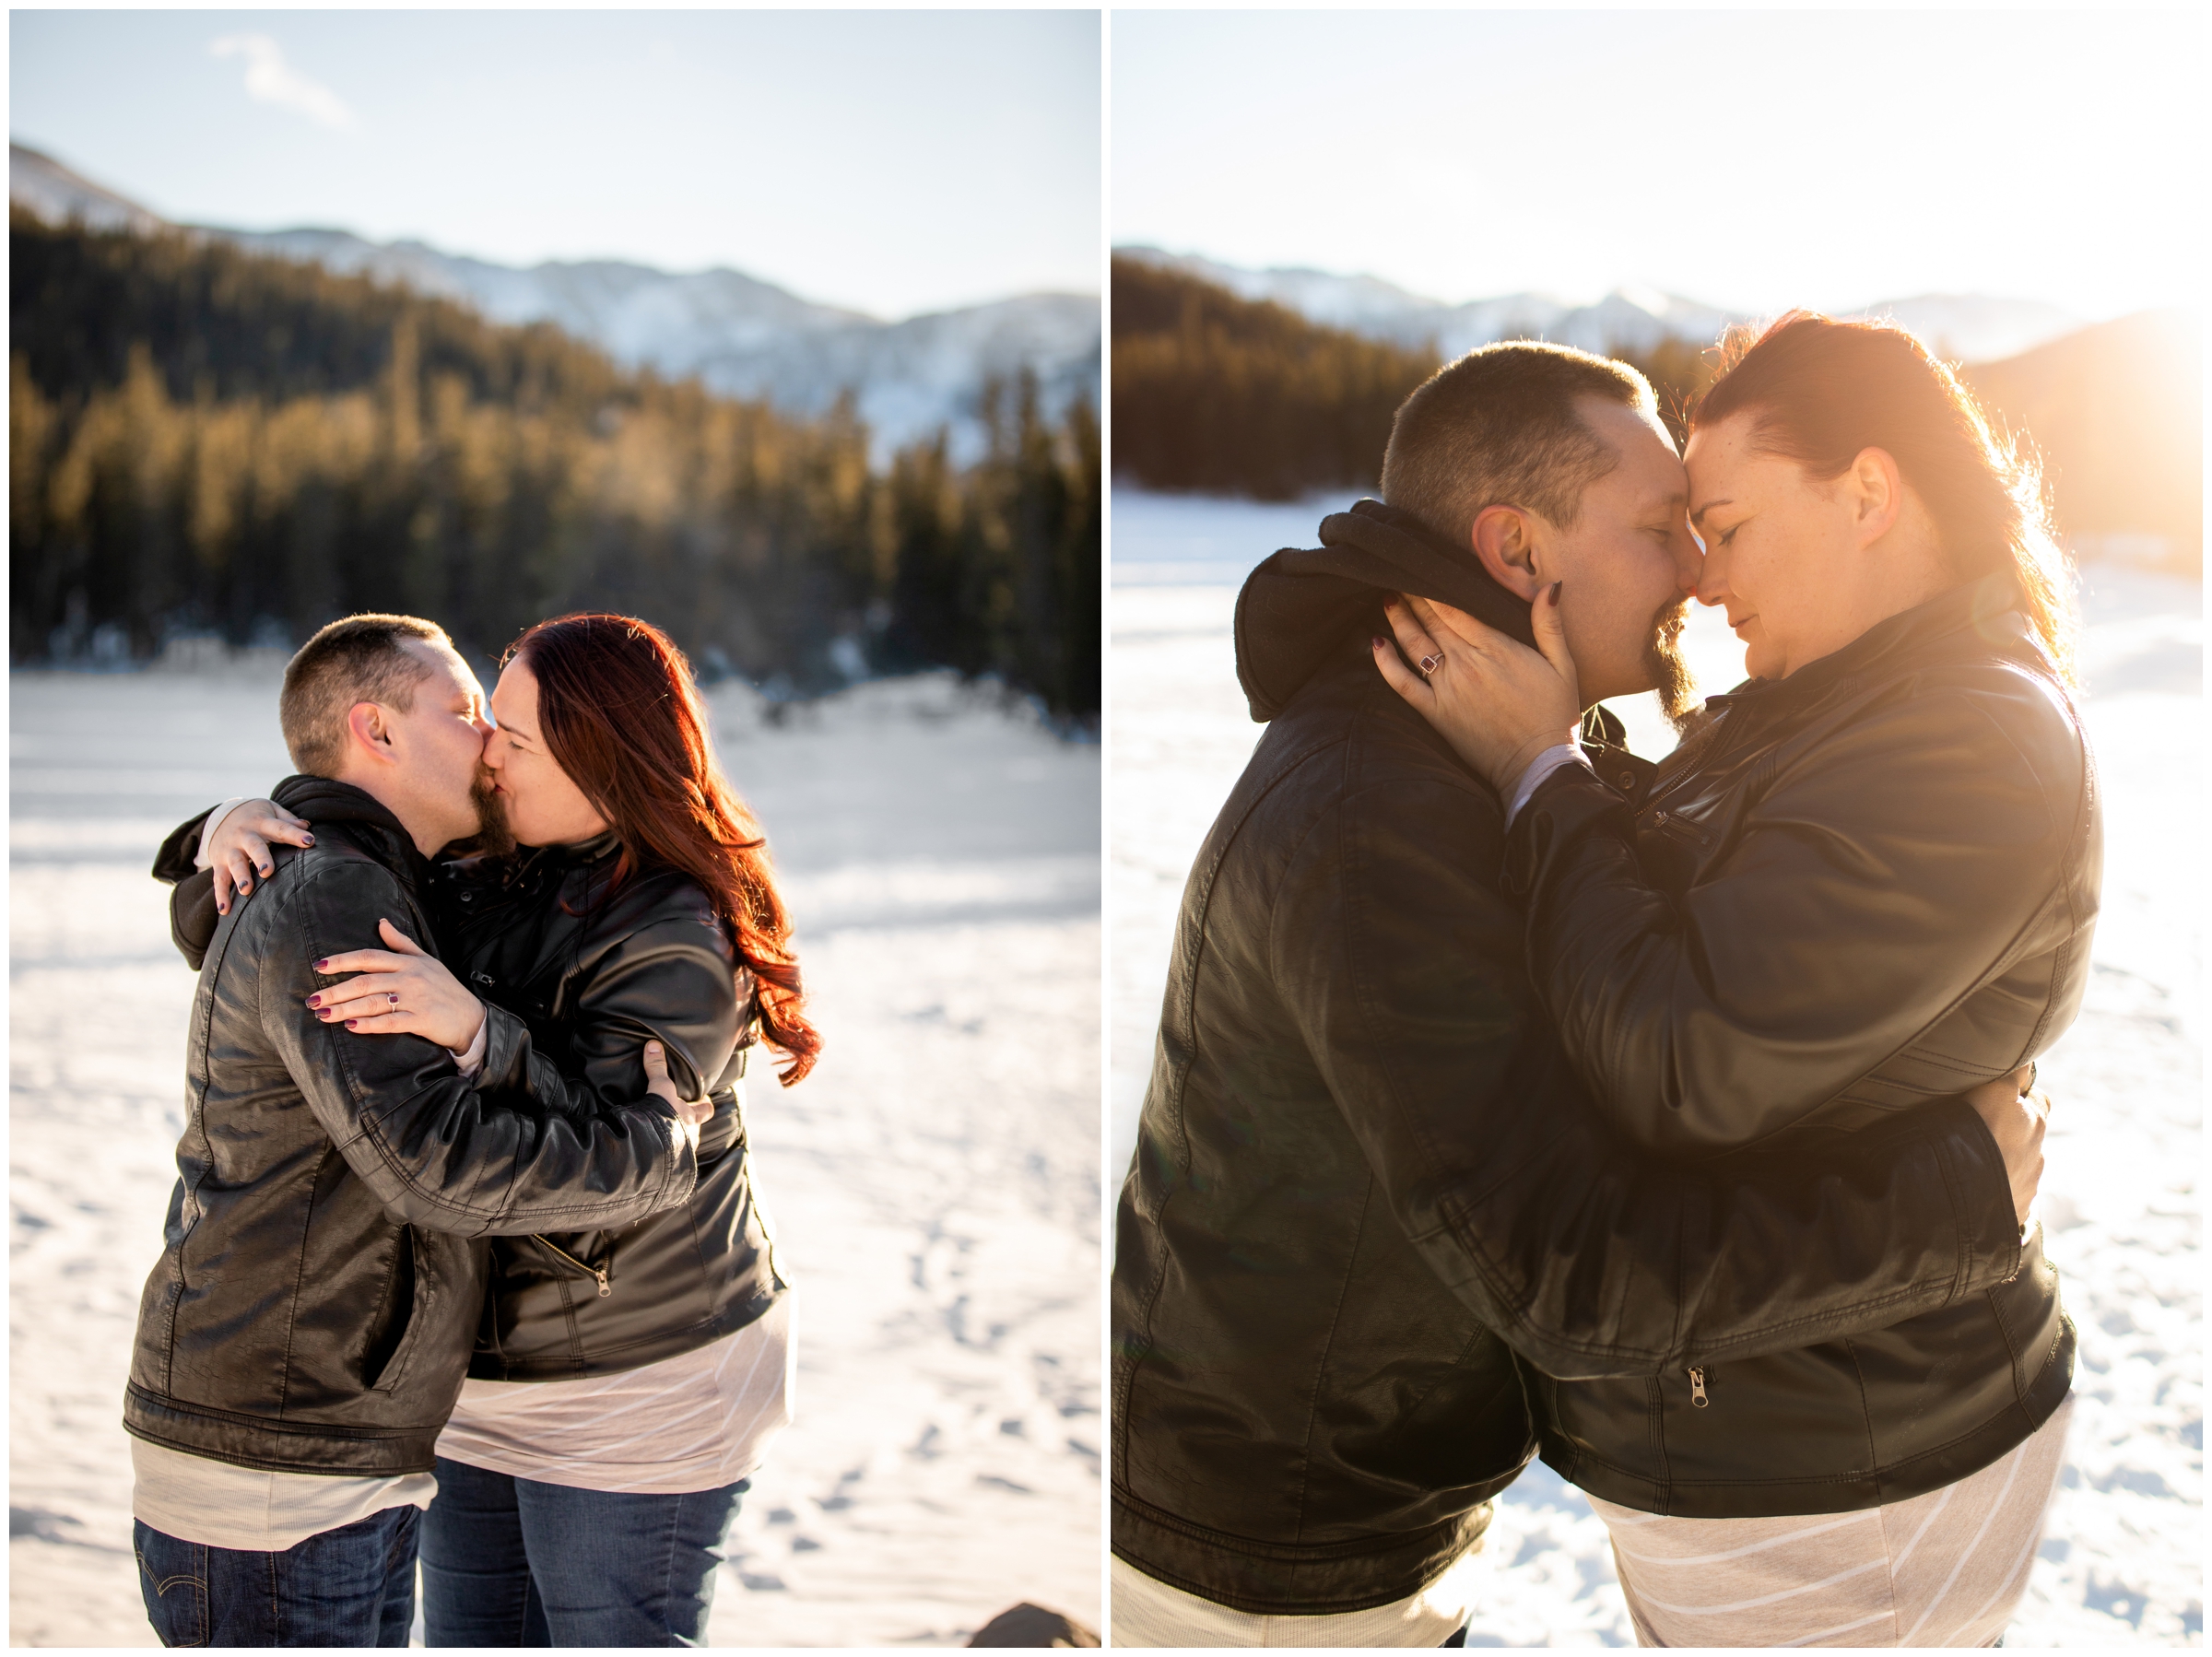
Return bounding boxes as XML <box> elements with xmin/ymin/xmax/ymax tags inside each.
<box><xmin>10</xmin><ymin>213</ymin><xmax>1102</xmax><ymax>719</ymax></box>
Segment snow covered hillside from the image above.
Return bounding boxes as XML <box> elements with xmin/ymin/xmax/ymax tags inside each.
<box><xmin>9</xmin><ymin>667</ymin><xmax>1101</xmax><ymax>1647</ymax></box>
<box><xmin>1117</xmin><ymin>245</ymin><xmax>2087</xmax><ymax>365</ymax></box>
<box><xmin>1109</xmin><ymin>487</ymin><xmax>2202</xmax><ymax>1647</ymax></box>
<box><xmin>10</xmin><ymin>143</ymin><xmax>1100</xmax><ymax>459</ymax></box>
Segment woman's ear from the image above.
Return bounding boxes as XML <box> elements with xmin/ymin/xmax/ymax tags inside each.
<box><xmin>1849</xmin><ymin>447</ymin><xmax>1904</xmax><ymax>546</ymax></box>
<box><xmin>1470</xmin><ymin>504</ymin><xmax>1545</xmax><ymax>599</ymax></box>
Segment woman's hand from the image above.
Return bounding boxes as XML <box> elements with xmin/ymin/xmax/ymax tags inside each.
<box><xmin>1964</xmin><ymin>1064</ymin><xmax>2050</xmax><ymax>1231</ymax></box>
<box><xmin>641</xmin><ymin>1039</ymin><xmax>713</xmax><ymax>1146</ymax></box>
<box><xmin>207</xmin><ymin>799</ymin><xmax>315</xmax><ymax>915</ymax></box>
<box><xmin>1372</xmin><ymin>586</ymin><xmax>1583</xmax><ymax>793</ymax></box>
<box><xmin>309</xmin><ymin>919</ymin><xmax>487</xmax><ymax>1053</ymax></box>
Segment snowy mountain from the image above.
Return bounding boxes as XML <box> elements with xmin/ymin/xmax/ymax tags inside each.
<box><xmin>1855</xmin><ymin>293</ymin><xmax>2090</xmax><ymax>370</ymax></box>
<box><xmin>7</xmin><ymin>141</ymin><xmax>164</xmax><ymax>236</ymax></box>
<box><xmin>1115</xmin><ymin>245</ymin><xmax>2083</xmax><ymax>366</ymax></box>
<box><xmin>10</xmin><ymin>143</ymin><xmax>1100</xmax><ymax>457</ymax></box>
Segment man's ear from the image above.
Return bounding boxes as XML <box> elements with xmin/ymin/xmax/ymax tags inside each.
<box><xmin>1470</xmin><ymin>504</ymin><xmax>1545</xmax><ymax>599</ymax></box>
<box><xmin>345</xmin><ymin>701</ymin><xmax>396</xmax><ymax>765</ymax></box>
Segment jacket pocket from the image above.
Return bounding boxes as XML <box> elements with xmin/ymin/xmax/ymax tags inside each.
<box><xmin>363</xmin><ymin>1228</ymin><xmax>430</xmax><ymax>1393</ymax></box>
<box><xmin>1644</xmin><ymin>806</ymin><xmax>1711</xmax><ymax>850</ymax></box>
<box><xmin>532</xmin><ymin>1233</ymin><xmax>615</xmax><ymax>1299</ymax></box>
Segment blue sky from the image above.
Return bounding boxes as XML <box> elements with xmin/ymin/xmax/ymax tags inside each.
<box><xmin>1114</xmin><ymin>10</ymin><xmax>2206</xmax><ymax>321</ymax></box>
<box><xmin>11</xmin><ymin>9</ymin><xmax>1101</xmax><ymax>319</ymax></box>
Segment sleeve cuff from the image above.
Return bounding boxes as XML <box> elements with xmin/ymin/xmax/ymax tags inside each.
<box><xmin>449</xmin><ymin>1007</ymin><xmax>489</xmax><ymax>1080</ymax></box>
<box><xmin>191</xmin><ymin>799</ymin><xmax>253</xmax><ymax>873</ymax></box>
<box><xmin>1504</xmin><ymin>743</ymin><xmax>1594</xmax><ymax>828</ymax></box>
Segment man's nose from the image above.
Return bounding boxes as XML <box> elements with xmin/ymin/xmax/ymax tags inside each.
<box><xmin>1675</xmin><ymin>530</ymin><xmax>1707</xmax><ymax>598</ymax></box>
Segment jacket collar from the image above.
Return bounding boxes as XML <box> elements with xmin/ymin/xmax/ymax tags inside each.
<box><xmin>457</xmin><ymin>828</ymin><xmax>625</xmax><ymax>897</ymax></box>
<box><xmin>1704</xmin><ymin>572</ymin><xmax>2030</xmax><ymax>719</ymax></box>
<box><xmin>551</xmin><ymin>829</ymin><xmax>625</xmax><ymax>866</ymax></box>
<box><xmin>269</xmin><ymin>775</ymin><xmax>430</xmax><ymax>887</ymax></box>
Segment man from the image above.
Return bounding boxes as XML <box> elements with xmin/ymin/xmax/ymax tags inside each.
<box><xmin>127</xmin><ymin>615</ymin><xmax>705</xmax><ymax>1647</ymax></box>
<box><xmin>1110</xmin><ymin>344</ymin><xmax>2044</xmax><ymax>1645</ymax></box>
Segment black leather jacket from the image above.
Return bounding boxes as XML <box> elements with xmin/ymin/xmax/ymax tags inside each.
<box><xmin>1112</xmin><ymin>612</ymin><xmax>2028</xmax><ymax>1614</ymax></box>
<box><xmin>162</xmin><ymin>793</ymin><xmax>787</xmax><ymax>1386</ymax></box>
<box><xmin>1506</xmin><ymin>575</ymin><xmax>2095</xmax><ymax>1517</ymax></box>
<box><xmin>428</xmin><ymin>836</ymin><xmax>783</xmax><ymax>1380</ymax></box>
<box><xmin>129</xmin><ymin>780</ymin><xmax>698</xmax><ymax>1476</ymax></box>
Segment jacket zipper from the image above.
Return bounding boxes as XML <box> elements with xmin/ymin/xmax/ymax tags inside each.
<box><xmin>534</xmin><ymin>1236</ymin><xmax>611</xmax><ymax>1298</ymax></box>
<box><xmin>1688</xmin><ymin>1366</ymin><xmax>1710</xmax><ymax>1408</ymax></box>
<box><xmin>1649</xmin><ymin>808</ymin><xmax>1709</xmax><ymax>848</ymax></box>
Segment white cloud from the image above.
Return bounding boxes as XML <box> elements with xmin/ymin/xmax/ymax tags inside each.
<box><xmin>209</xmin><ymin>34</ymin><xmax>357</xmax><ymax>131</ymax></box>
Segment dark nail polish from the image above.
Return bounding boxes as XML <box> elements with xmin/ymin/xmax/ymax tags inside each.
<box><xmin>260</xmin><ymin>866</ymin><xmax>273</xmax><ymax>877</ymax></box>
<box><xmin>307</xmin><ymin>995</ymin><xmax>322</xmax><ymax>1008</ymax></box>
<box><xmin>345</xmin><ymin>1019</ymin><xmax>359</xmax><ymax>1029</ymax></box>
<box><xmin>312</xmin><ymin>959</ymin><xmax>328</xmax><ymax>971</ymax></box>
<box><xmin>301</xmin><ymin>836</ymin><xmax>314</xmax><ymax>846</ymax></box>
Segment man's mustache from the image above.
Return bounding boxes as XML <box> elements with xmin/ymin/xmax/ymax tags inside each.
<box><xmin>468</xmin><ymin>765</ymin><xmax>516</xmax><ymax>856</ymax></box>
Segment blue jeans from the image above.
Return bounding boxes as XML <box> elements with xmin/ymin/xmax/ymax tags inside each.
<box><xmin>419</xmin><ymin>1456</ymin><xmax>747</xmax><ymax>1647</ymax></box>
<box><xmin>135</xmin><ymin>1507</ymin><xmax>418</xmax><ymax>1647</ymax></box>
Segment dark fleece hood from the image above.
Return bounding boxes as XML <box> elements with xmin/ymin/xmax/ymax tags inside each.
<box><xmin>1233</xmin><ymin>498</ymin><xmax>1539</xmax><ymax>723</ymax></box>
<box><xmin>155</xmin><ymin>776</ymin><xmax>430</xmax><ymax>970</ymax></box>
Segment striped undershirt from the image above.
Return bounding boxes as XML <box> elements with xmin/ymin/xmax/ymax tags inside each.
<box><xmin>1109</xmin><ymin>1536</ymin><xmax>1486</xmax><ymax>1648</ymax></box>
<box><xmin>1589</xmin><ymin>1392</ymin><xmax>2075</xmax><ymax>1648</ymax></box>
<box><xmin>435</xmin><ymin>1293</ymin><xmax>795</xmax><ymax>1494</ymax></box>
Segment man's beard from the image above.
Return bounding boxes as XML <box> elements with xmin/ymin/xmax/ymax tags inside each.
<box><xmin>466</xmin><ymin>767</ymin><xmax>517</xmax><ymax>857</ymax></box>
<box><xmin>1644</xmin><ymin>598</ymin><xmax>1701</xmax><ymax>734</ymax></box>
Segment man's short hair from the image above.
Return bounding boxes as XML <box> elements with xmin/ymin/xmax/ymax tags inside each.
<box><xmin>280</xmin><ymin>615</ymin><xmax>453</xmax><ymax>776</ymax></box>
<box><xmin>1381</xmin><ymin>342</ymin><xmax>1657</xmax><ymax>546</ymax></box>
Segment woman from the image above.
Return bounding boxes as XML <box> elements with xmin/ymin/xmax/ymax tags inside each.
<box><xmin>1375</xmin><ymin>314</ymin><xmax>2096</xmax><ymax>1646</ymax></box>
<box><xmin>184</xmin><ymin>612</ymin><xmax>818</xmax><ymax>1647</ymax></box>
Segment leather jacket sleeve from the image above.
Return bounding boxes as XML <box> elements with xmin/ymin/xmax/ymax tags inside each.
<box><xmin>260</xmin><ymin>855</ymin><xmax>700</xmax><ymax>1238</ymax></box>
<box><xmin>153</xmin><ymin>808</ymin><xmax>220</xmax><ymax>970</ymax></box>
<box><xmin>1506</xmin><ymin>683</ymin><xmax>2081</xmax><ymax>1153</ymax></box>
<box><xmin>474</xmin><ymin>906</ymin><xmax>745</xmax><ymax>1127</ymax></box>
<box><xmin>1277</xmin><ymin>772</ymin><xmax>2024</xmax><ymax>1380</ymax></box>
<box><xmin>159</xmin><ymin>807</ymin><xmax>748</xmax><ymax>1163</ymax></box>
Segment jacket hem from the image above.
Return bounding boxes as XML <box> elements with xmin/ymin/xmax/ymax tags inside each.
<box><xmin>1109</xmin><ymin>1483</ymin><xmax>1502</xmax><ymax>1617</ymax></box>
<box><xmin>465</xmin><ymin>1283</ymin><xmax>783</xmax><ymax>1382</ymax></box>
<box><xmin>1543</xmin><ymin>1315</ymin><xmax>2076</xmax><ymax>1518</ymax></box>
<box><xmin>124</xmin><ymin>1386</ymin><xmax>440</xmax><ymax>1476</ymax></box>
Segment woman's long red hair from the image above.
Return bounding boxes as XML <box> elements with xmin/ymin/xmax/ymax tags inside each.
<box><xmin>507</xmin><ymin>614</ymin><xmax>821</xmax><ymax>1084</ymax></box>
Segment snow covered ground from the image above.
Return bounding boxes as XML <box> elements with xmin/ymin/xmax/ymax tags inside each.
<box><xmin>1109</xmin><ymin>485</ymin><xmax>2202</xmax><ymax>1646</ymax></box>
<box><xmin>9</xmin><ymin>666</ymin><xmax>1101</xmax><ymax>1647</ymax></box>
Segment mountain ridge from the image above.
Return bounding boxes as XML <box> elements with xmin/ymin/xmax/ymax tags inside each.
<box><xmin>10</xmin><ymin>141</ymin><xmax>1100</xmax><ymax>458</ymax></box>
<box><xmin>1114</xmin><ymin>244</ymin><xmax>2087</xmax><ymax>367</ymax></box>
